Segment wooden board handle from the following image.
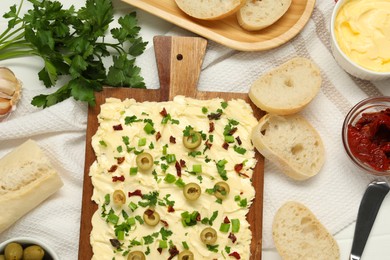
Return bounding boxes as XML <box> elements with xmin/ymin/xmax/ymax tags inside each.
<box><xmin>153</xmin><ymin>36</ymin><xmax>207</xmax><ymax>100</ymax></box>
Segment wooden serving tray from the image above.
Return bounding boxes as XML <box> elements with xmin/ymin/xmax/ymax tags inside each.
<box><xmin>79</xmin><ymin>36</ymin><xmax>264</xmax><ymax>259</ymax></box>
<box><xmin>121</xmin><ymin>0</ymin><xmax>316</xmax><ymax>51</ymax></box>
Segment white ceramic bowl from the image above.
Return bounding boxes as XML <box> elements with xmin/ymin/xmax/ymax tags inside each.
<box><xmin>0</xmin><ymin>237</ymin><xmax>59</xmax><ymax>260</ymax></box>
<box><xmin>330</xmin><ymin>0</ymin><xmax>390</xmax><ymax>81</ymax></box>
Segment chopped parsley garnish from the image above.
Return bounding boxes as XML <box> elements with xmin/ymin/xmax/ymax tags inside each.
<box><xmin>221</xmin><ymin>101</ymin><xmax>228</xmax><ymax>109</ymax></box>
<box><xmin>138</xmin><ymin>191</ymin><xmax>159</xmax><ymax>207</ymax></box>
<box><xmin>201</xmin><ymin>211</ymin><xmax>218</xmax><ymax>226</ymax></box>
<box><xmin>207</xmin><ymin>244</ymin><xmax>219</xmax><ymax>252</ymax></box>
<box><xmin>99</xmin><ymin>140</ymin><xmax>107</xmax><ymax>147</ymax></box>
<box><xmin>125</xmin><ymin>116</ymin><xmax>142</xmax><ymax>125</ymax></box>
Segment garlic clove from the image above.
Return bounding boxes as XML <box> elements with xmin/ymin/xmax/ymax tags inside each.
<box><xmin>0</xmin><ymin>97</ymin><xmax>12</xmax><ymax>116</ymax></box>
<box><xmin>0</xmin><ymin>67</ymin><xmax>22</xmax><ymax>119</ymax></box>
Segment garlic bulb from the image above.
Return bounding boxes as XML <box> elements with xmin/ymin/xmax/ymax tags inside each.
<box><xmin>0</xmin><ymin>67</ymin><xmax>21</xmax><ymax>117</ymax></box>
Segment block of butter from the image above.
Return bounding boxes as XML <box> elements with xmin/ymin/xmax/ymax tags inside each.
<box><xmin>0</xmin><ymin>139</ymin><xmax>63</xmax><ymax>233</ymax></box>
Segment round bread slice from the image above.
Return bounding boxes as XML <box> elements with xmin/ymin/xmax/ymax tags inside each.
<box><xmin>249</xmin><ymin>57</ymin><xmax>322</xmax><ymax>115</ymax></box>
<box><xmin>273</xmin><ymin>201</ymin><xmax>340</xmax><ymax>260</ymax></box>
<box><xmin>237</xmin><ymin>0</ymin><xmax>292</xmax><ymax>31</ymax></box>
<box><xmin>175</xmin><ymin>0</ymin><xmax>245</xmax><ymax>20</ymax></box>
<box><xmin>251</xmin><ymin>114</ymin><xmax>325</xmax><ymax>180</ymax></box>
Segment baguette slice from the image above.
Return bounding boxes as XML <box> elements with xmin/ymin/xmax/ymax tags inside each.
<box><xmin>273</xmin><ymin>201</ymin><xmax>340</xmax><ymax>260</ymax></box>
<box><xmin>251</xmin><ymin>114</ymin><xmax>324</xmax><ymax>180</ymax></box>
<box><xmin>0</xmin><ymin>140</ymin><xmax>63</xmax><ymax>233</ymax></box>
<box><xmin>237</xmin><ymin>0</ymin><xmax>292</xmax><ymax>31</ymax></box>
<box><xmin>175</xmin><ymin>0</ymin><xmax>245</xmax><ymax>20</ymax></box>
<box><xmin>249</xmin><ymin>57</ymin><xmax>322</xmax><ymax>115</ymax></box>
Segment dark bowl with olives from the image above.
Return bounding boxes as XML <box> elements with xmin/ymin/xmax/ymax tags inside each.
<box><xmin>0</xmin><ymin>237</ymin><xmax>59</xmax><ymax>260</ymax></box>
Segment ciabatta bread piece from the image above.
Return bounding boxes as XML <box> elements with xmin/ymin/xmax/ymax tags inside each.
<box><xmin>237</xmin><ymin>0</ymin><xmax>292</xmax><ymax>31</ymax></box>
<box><xmin>175</xmin><ymin>0</ymin><xmax>245</xmax><ymax>20</ymax></box>
<box><xmin>251</xmin><ymin>114</ymin><xmax>324</xmax><ymax>180</ymax></box>
<box><xmin>0</xmin><ymin>139</ymin><xmax>63</xmax><ymax>233</ymax></box>
<box><xmin>249</xmin><ymin>57</ymin><xmax>322</xmax><ymax>115</ymax></box>
<box><xmin>273</xmin><ymin>201</ymin><xmax>340</xmax><ymax>260</ymax></box>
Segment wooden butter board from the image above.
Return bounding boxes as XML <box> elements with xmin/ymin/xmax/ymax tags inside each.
<box><xmin>79</xmin><ymin>36</ymin><xmax>264</xmax><ymax>260</ymax></box>
<box><xmin>121</xmin><ymin>0</ymin><xmax>315</xmax><ymax>51</ymax></box>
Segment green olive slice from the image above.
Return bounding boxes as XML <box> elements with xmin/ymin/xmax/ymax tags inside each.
<box><xmin>127</xmin><ymin>251</ymin><xmax>145</xmax><ymax>260</ymax></box>
<box><xmin>143</xmin><ymin>208</ymin><xmax>160</xmax><ymax>226</ymax></box>
<box><xmin>183</xmin><ymin>130</ymin><xmax>202</xmax><ymax>149</ymax></box>
<box><xmin>178</xmin><ymin>249</ymin><xmax>194</xmax><ymax>260</ymax></box>
<box><xmin>183</xmin><ymin>183</ymin><xmax>201</xmax><ymax>201</ymax></box>
<box><xmin>113</xmin><ymin>189</ymin><xmax>126</xmax><ymax>206</ymax></box>
<box><xmin>200</xmin><ymin>227</ymin><xmax>218</xmax><ymax>245</ymax></box>
<box><xmin>214</xmin><ymin>181</ymin><xmax>230</xmax><ymax>200</ymax></box>
<box><xmin>136</xmin><ymin>152</ymin><xmax>154</xmax><ymax>171</ymax></box>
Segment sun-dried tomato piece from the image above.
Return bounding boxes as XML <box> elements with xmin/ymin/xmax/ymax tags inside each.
<box><xmin>175</xmin><ymin>161</ymin><xmax>182</xmax><ymax>177</ymax></box>
<box><xmin>108</xmin><ymin>165</ymin><xmax>118</xmax><ymax>173</ymax></box>
<box><xmin>112</xmin><ymin>175</ymin><xmax>125</xmax><ymax>182</ymax></box>
<box><xmin>156</xmin><ymin>131</ymin><xmax>162</xmax><ymax>141</ymax></box>
<box><xmin>228</xmin><ymin>251</ymin><xmax>240</xmax><ymax>259</ymax></box>
<box><xmin>170</xmin><ymin>136</ymin><xmax>176</xmax><ymax>143</ymax></box>
<box><xmin>222</xmin><ymin>142</ymin><xmax>229</xmax><ymax>150</ymax></box>
<box><xmin>209</xmin><ymin>122</ymin><xmax>215</xmax><ymax>132</ymax></box>
<box><xmin>160</xmin><ymin>107</ymin><xmax>168</xmax><ymax>117</ymax></box>
<box><xmin>228</xmin><ymin>232</ymin><xmax>237</xmax><ymax>243</ymax></box>
<box><xmin>128</xmin><ymin>189</ymin><xmax>143</xmax><ymax>197</ymax></box>
<box><xmin>112</xmin><ymin>124</ymin><xmax>123</xmax><ymax>131</ymax></box>
<box><xmin>117</xmin><ymin>157</ymin><xmax>125</xmax><ymax>164</ymax></box>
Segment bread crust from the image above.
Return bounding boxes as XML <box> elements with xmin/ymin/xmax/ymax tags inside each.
<box><xmin>175</xmin><ymin>0</ymin><xmax>245</xmax><ymax>20</ymax></box>
<box><xmin>249</xmin><ymin>57</ymin><xmax>322</xmax><ymax>115</ymax></box>
<box><xmin>0</xmin><ymin>140</ymin><xmax>63</xmax><ymax>233</ymax></box>
<box><xmin>272</xmin><ymin>201</ymin><xmax>340</xmax><ymax>260</ymax></box>
<box><xmin>251</xmin><ymin>114</ymin><xmax>325</xmax><ymax>180</ymax></box>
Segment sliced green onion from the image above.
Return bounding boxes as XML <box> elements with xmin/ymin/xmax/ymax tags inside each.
<box><xmin>224</xmin><ymin>135</ymin><xmax>235</xmax><ymax>143</ymax></box>
<box><xmin>144</xmin><ymin>122</ymin><xmax>155</xmax><ymax>134</ymax></box>
<box><xmin>129</xmin><ymin>202</ymin><xmax>138</xmax><ymax>212</ymax></box>
<box><xmin>192</xmin><ymin>164</ymin><xmax>202</xmax><ymax>173</ymax></box>
<box><xmin>117</xmin><ymin>230</ymin><xmax>125</xmax><ymax>240</ymax></box>
<box><xmin>182</xmin><ymin>241</ymin><xmax>189</xmax><ymax>250</ymax></box>
<box><xmin>219</xmin><ymin>223</ymin><xmax>230</xmax><ymax>233</ymax></box>
<box><xmin>231</xmin><ymin>219</ymin><xmax>240</xmax><ymax>233</ymax></box>
<box><xmin>138</xmin><ymin>138</ymin><xmax>146</xmax><ymax>146</ymax></box>
<box><xmin>175</xmin><ymin>178</ymin><xmax>185</xmax><ymax>188</ymax></box>
<box><xmin>130</xmin><ymin>167</ymin><xmax>138</xmax><ymax>176</ymax></box>
<box><xmin>159</xmin><ymin>240</ymin><xmax>168</xmax><ymax>249</ymax></box>
<box><xmin>127</xmin><ymin>217</ymin><xmax>136</xmax><ymax>226</ymax></box>
<box><xmin>107</xmin><ymin>212</ymin><xmax>119</xmax><ymax>225</ymax></box>
<box><xmin>166</xmin><ymin>154</ymin><xmax>176</xmax><ymax>164</ymax></box>
<box><xmin>164</xmin><ymin>173</ymin><xmax>176</xmax><ymax>184</ymax></box>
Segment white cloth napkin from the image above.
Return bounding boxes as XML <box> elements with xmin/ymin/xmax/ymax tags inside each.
<box><xmin>0</xmin><ymin>0</ymin><xmax>390</xmax><ymax>259</ymax></box>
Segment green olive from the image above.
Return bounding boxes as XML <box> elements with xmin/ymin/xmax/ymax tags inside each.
<box><xmin>4</xmin><ymin>242</ymin><xmax>23</xmax><ymax>260</ymax></box>
<box><xmin>127</xmin><ymin>251</ymin><xmax>145</xmax><ymax>260</ymax></box>
<box><xmin>200</xmin><ymin>227</ymin><xmax>218</xmax><ymax>245</ymax></box>
<box><xmin>113</xmin><ymin>189</ymin><xmax>126</xmax><ymax>206</ymax></box>
<box><xmin>183</xmin><ymin>130</ymin><xmax>202</xmax><ymax>149</ymax></box>
<box><xmin>178</xmin><ymin>249</ymin><xmax>194</xmax><ymax>260</ymax></box>
<box><xmin>143</xmin><ymin>208</ymin><xmax>160</xmax><ymax>226</ymax></box>
<box><xmin>23</xmin><ymin>245</ymin><xmax>45</xmax><ymax>260</ymax></box>
<box><xmin>136</xmin><ymin>152</ymin><xmax>154</xmax><ymax>171</ymax></box>
<box><xmin>183</xmin><ymin>183</ymin><xmax>201</xmax><ymax>201</ymax></box>
<box><xmin>214</xmin><ymin>181</ymin><xmax>230</xmax><ymax>200</ymax></box>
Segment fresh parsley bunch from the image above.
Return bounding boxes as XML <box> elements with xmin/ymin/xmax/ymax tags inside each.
<box><xmin>0</xmin><ymin>0</ymin><xmax>148</xmax><ymax>107</ymax></box>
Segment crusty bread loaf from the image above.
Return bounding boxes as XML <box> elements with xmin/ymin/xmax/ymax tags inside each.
<box><xmin>237</xmin><ymin>0</ymin><xmax>292</xmax><ymax>31</ymax></box>
<box><xmin>251</xmin><ymin>114</ymin><xmax>324</xmax><ymax>180</ymax></box>
<box><xmin>175</xmin><ymin>0</ymin><xmax>245</xmax><ymax>20</ymax></box>
<box><xmin>249</xmin><ymin>57</ymin><xmax>322</xmax><ymax>115</ymax></box>
<box><xmin>0</xmin><ymin>139</ymin><xmax>63</xmax><ymax>233</ymax></box>
<box><xmin>273</xmin><ymin>201</ymin><xmax>340</xmax><ymax>260</ymax></box>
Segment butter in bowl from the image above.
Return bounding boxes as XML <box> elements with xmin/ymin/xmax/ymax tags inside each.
<box><xmin>330</xmin><ymin>0</ymin><xmax>390</xmax><ymax>81</ymax></box>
